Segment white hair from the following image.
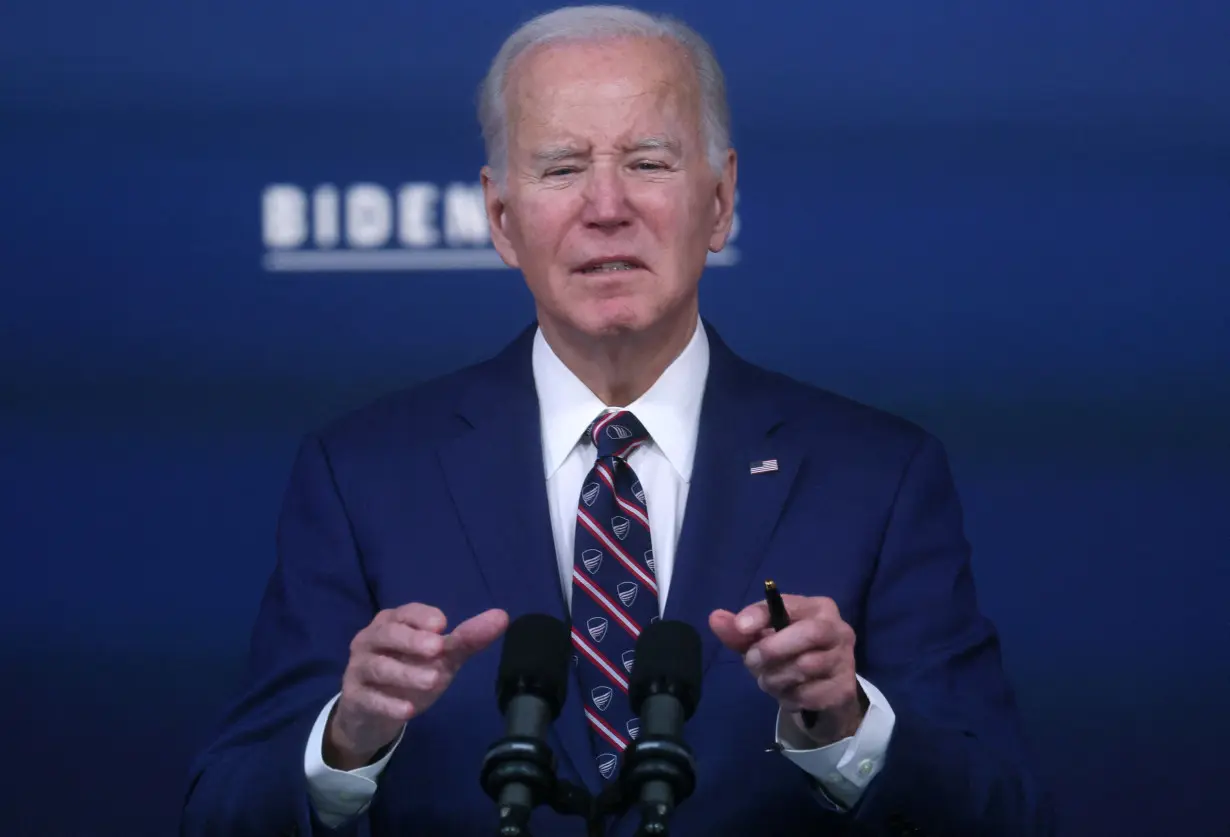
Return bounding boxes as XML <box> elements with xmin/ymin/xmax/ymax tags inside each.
<box><xmin>477</xmin><ymin>5</ymin><xmax>731</xmax><ymax>188</ymax></box>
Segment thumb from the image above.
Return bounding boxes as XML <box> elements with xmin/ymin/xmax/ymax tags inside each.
<box><xmin>445</xmin><ymin>608</ymin><xmax>510</xmax><ymax>664</ymax></box>
<box><xmin>709</xmin><ymin>608</ymin><xmax>758</xmax><ymax>655</ymax></box>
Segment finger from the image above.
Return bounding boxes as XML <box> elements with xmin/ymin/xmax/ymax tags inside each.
<box><xmin>753</xmin><ymin>650</ymin><xmax>841</xmax><ymax>693</ymax></box>
<box><xmin>773</xmin><ymin>592</ymin><xmax>833</xmax><ymax>613</ymax></box>
<box><xmin>361</xmin><ymin>652</ymin><xmax>449</xmax><ymax>696</ymax></box>
<box><xmin>732</xmin><ymin>593</ymin><xmax>836</xmax><ymax>634</ymax></box>
<box><xmin>387</xmin><ymin>603</ymin><xmax>448</xmax><ymax>633</ymax></box>
<box><xmin>747</xmin><ymin>645</ymin><xmax>840</xmax><ymax>680</ymax></box>
<box><xmin>732</xmin><ymin>601</ymin><xmax>771</xmax><ymax>634</ymax></box>
<box><xmin>444</xmin><ymin>608</ymin><xmax>510</xmax><ymax>665</ymax></box>
<box><xmin>366</xmin><ymin>620</ymin><xmax>447</xmax><ymax>659</ymax></box>
<box><xmin>709</xmin><ymin>609</ymin><xmax>760</xmax><ymax>655</ymax></box>
<box><xmin>753</xmin><ymin>617</ymin><xmax>848</xmax><ymax>666</ymax></box>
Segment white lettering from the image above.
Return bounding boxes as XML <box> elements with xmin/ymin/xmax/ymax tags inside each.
<box><xmin>262</xmin><ymin>185</ymin><xmax>307</xmax><ymax>249</ymax></box>
<box><xmin>313</xmin><ymin>185</ymin><xmax>340</xmax><ymax>248</ymax></box>
<box><xmin>443</xmin><ymin>183</ymin><xmax>490</xmax><ymax>246</ymax></box>
<box><xmin>345</xmin><ymin>184</ymin><xmax>393</xmax><ymax>248</ymax></box>
<box><xmin>398</xmin><ymin>184</ymin><xmax>440</xmax><ymax>247</ymax></box>
<box><xmin>262</xmin><ymin>183</ymin><xmax>742</xmax><ymax>270</ymax></box>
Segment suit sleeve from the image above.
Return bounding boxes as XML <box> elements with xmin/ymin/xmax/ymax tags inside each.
<box><xmin>180</xmin><ymin>434</ymin><xmax>378</xmax><ymax>837</ymax></box>
<box><xmin>840</xmin><ymin>432</ymin><xmax>1058</xmax><ymax>837</ymax></box>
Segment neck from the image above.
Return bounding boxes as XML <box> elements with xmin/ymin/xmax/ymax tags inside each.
<box><xmin>539</xmin><ymin>305</ymin><xmax>698</xmax><ymax>406</ymax></box>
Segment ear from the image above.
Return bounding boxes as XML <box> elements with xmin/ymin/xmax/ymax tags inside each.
<box><xmin>481</xmin><ymin>166</ymin><xmax>520</xmax><ymax>269</ymax></box>
<box><xmin>707</xmin><ymin>148</ymin><xmax>738</xmax><ymax>253</ymax></box>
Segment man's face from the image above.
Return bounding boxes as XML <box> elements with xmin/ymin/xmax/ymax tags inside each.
<box><xmin>483</xmin><ymin>35</ymin><xmax>737</xmax><ymax>342</ymax></box>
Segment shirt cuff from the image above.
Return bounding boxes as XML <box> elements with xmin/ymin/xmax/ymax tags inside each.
<box><xmin>773</xmin><ymin>675</ymin><xmax>895</xmax><ymax>810</ymax></box>
<box><xmin>304</xmin><ymin>693</ymin><xmax>405</xmax><ymax>828</ymax></box>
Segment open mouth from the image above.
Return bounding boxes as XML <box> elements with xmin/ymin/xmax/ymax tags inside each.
<box><xmin>575</xmin><ymin>258</ymin><xmax>647</xmax><ymax>274</ymax></box>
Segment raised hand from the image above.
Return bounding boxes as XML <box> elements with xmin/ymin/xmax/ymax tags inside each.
<box><xmin>710</xmin><ymin>595</ymin><xmax>866</xmax><ymax>745</ymax></box>
<box><xmin>325</xmin><ymin>603</ymin><xmax>509</xmax><ymax>768</ymax></box>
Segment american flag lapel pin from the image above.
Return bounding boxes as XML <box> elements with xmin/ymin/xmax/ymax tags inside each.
<box><xmin>749</xmin><ymin>458</ymin><xmax>779</xmax><ymax>475</ymax></box>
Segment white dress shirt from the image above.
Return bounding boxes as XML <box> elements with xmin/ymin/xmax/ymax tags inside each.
<box><xmin>304</xmin><ymin>318</ymin><xmax>896</xmax><ymax>826</ymax></box>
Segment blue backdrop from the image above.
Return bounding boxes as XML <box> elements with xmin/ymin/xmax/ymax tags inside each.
<box><xmin>2</xmin><ymin>1</ymin><xmax>1227</xmax><ymax>835</ymax></box>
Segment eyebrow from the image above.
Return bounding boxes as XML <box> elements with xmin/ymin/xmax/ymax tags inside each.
<box><xmin>530</xmin><ymin>136</ymin><xmax>682</xmax><ymax>163</ymax></box>
<box><xmin>532</xmin><ymin>145</ymin><xmax>584</xmax><ymax>163</ymax></box>
<box><xmin>628</xmin><ymin>136</ymin><xmax>681</xmax><ymax>155</ymax></box>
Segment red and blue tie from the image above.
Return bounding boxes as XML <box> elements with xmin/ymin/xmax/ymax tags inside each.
<box><xmin>570</xmin><ymin>409</ymin><xmax>659</xmax><ymax>782</ymax></box>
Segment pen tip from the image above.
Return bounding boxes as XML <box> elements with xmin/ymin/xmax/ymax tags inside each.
<box><xmin>764</xmin><ymin>579</ymin><xmax>777</xmax><ymax>591</ymax></box>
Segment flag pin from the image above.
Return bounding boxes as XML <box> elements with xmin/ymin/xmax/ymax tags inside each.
<box><xmin>749</xmin><ymin>459</ymin><xmax>779</xmax><ymax>475</ymax></box>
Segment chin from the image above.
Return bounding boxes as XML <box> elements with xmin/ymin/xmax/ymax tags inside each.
<box><xmin>543</xmin><ymin>285</ymin><xmax>693</xmax><ymax>342</ymax></box>
<box><xmin>572</xmin><ymin>317</ymin><xmax>646</xmax><ymax>340</ymax></box>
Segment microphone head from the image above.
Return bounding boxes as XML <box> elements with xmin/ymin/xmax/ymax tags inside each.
<box><xmin>628</xmin><ymin>619</ymin><xmax>703</xmax><ymax>719</ymax></box>
<box><xmin>496</xmin><ymin>613</ymin><xmax>571</xmax><ymax>718</ymax></box>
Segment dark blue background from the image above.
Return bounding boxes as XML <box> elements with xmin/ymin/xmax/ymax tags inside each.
<box><xmin>2</xmin><ymin>1</ymin><xmax>1227</xmax><ymax>835</ymax></box>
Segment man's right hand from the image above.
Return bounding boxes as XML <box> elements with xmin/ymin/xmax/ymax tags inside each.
<box><xmin>324</xmin><ymin>603</ymin><xmax>509</xmax><ymax>770</ymax></box>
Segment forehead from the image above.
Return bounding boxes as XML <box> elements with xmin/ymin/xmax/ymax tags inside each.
<box><xmin>504</xmin><ymin>36</ymin><xmax>701</xmax><ymax>150</ymax></box>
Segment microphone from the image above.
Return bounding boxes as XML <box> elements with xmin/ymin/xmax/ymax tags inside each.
<box><xmin>479</xmin><ymin>613</ymin><xmax>573</xmax><ymax>836</ymax></box>
<box><xmin>623</xmin><ymin>619</ymin><xmax>703</xmax><ymax>836</ymax></box>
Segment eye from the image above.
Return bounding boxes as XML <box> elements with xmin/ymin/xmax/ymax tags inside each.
<box><xmin>545</xmin><ymin>167</ymin><xmax>578</xmax><ymax>177</ymax></box>
<box><xmin>634</xmin><ymin>161</ymin><xmax>667</xmax><ymax>171</ymax></box>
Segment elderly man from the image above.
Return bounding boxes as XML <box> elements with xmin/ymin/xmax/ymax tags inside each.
<box><xmin>181</xmin><ymin>5</ymin><xmax>1054</xmax><ymax>836</ymax></box>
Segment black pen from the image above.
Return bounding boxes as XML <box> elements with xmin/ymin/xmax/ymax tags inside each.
<box><xmin>764</xmin><ymin>580</ymin><xmax>819</xmax><ymax>729</ymax></box>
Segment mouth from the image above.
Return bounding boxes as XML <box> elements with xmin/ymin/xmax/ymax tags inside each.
<box><xmin>574</xmin><ymin>257</ymin><xmax>648</xmax><ymax>275</ymax></box>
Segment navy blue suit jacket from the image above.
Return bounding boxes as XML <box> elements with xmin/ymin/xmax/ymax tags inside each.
<box><xmin>181</xmin><ymin>322</ymin><xmax>1055</xmax><ymax>837</ymax></box>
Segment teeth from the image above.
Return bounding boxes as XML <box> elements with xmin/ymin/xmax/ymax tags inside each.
<box><xmin>583</xmin><ymin>261</ymin><xmax>636</xmax><ymax>273</ymax></box>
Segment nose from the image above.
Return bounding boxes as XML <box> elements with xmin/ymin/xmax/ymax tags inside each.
<box><xmin>580</xmin><ymin>164</ymin><xmax>633</xmax><ymax>229</ymax></box>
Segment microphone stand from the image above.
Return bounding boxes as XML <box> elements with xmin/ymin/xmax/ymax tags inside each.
<box><xmin>480</xmin><ymin>727</ymin><xmax>695</xmax><ymax>837</ymax></box>
<box><xmin>591</xmin><ymin>726</ymin><xmax>697</xmax><ymax>837</ymax></box>
<box><xmin>479</xmin><ymin>735</ymin><xmax>594</xmax><ymax>837</ymax></box>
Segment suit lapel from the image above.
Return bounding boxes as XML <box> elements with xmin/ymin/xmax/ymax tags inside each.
<box><xmin>434</xmin><ymin>322</ymin><xmax>803</xmax><ymax>791</ymax></box>
<box><xmin>435</xmin><ymin>326</ymin><xmax>601</xmax><ymax>791</ymax></box>
<box><xmin>665</xmin><ymin>326</ymin><xmax>804</xmax><ymax>676</ymax></box>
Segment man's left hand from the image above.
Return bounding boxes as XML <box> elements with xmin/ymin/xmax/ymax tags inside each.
<box><xmin>710</xmin><ymin>595</ymin><xmax>868</xmax><ymax>746</ymax></box>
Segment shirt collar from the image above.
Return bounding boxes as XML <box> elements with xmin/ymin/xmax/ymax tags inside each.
<box><xmin>532</xmin><ymin>317</ymin><xmax>710</xmax><ymax>482</ymax></box>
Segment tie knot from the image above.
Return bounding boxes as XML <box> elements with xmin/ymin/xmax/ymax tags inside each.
<box><xmin>588</xmin><ymin>410</ymin><xmax>650</xmax><ymax>460</ymax></box>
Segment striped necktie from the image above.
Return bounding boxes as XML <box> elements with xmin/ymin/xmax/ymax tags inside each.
<box><xmin>569</xmin><ymin>409</ymin><xmax>660</xmax><ymax>783</ymax></box>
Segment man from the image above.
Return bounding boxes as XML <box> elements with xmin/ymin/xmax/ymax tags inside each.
<box><xmin>181</xmin><ymin>6</ymin><xmax>1054</xmax><ymax>836</ymax></box>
